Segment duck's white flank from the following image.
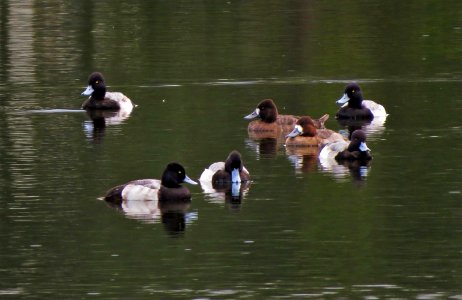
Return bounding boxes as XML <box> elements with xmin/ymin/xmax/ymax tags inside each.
<box><xmin>121</xmin><ymin>182</ymin><xmax>160</xmax><ymax>201</ymax></box>
<box><xmin>363</xmin><ymin>100</ymin><xmax>387</xmax><ymax>117</ymax></box>
<box><xmin>105</xmin><ymin>92</ymin><xmax>135</xmax><ymax>111</ymax></box>
<box><xmin>199</xmin><ymin>162</ymin><xmax>225</xmax><ymax>182</ymax></box>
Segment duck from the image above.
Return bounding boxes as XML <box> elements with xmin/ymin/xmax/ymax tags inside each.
<box><xmin>199</xmin><ymin>150</ymin><xmax>250</xmax><ymax>185</ymax></box>
<box><xmin>335</xmin><ymin>82</ymin><xmax>387</xmax><ymax>120</ymax></box>
<box><xmin>244</xmin><ymin>99</ymin><xmax>297</xmax><ymax>135</ymax></box>
<box><xmin>285</xmin><ymin>116</ymin><xmax>346</xmax><ymax>147</ymax></box>
<box><xmin>200</xmin><ymin>151</ymin><xmax>251</xmax><ymax>204</ymax></box>
<box><xmin>319</xmin><ymin>129</ymin><xmax>372</xmax><ymax>162</ymax></box>
<box><xmin>81</xmin><ymin>72</ymin><xmax>134</xmax><ymax>111</ymax></box>
<box><xmin>104</xmin><ymin>162</ymin><xmax>197</xmax><ymax>205</ymax></box>
<box><xmin>244</xmin><ymin>99</ymin><xmax>329</xmax><ymax>137</ymax></box>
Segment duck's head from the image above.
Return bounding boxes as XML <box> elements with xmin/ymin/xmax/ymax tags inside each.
<box><xmin>82</xmin><ymin>72</ymin><xmax>106</xmax><ymax>100</ymax></box>
<box><xmin>161</xmin><ymin>162</ymin><xmax>197</xmax><ymax>188</ymax></box>
<box><xmin>286</xmin><ymin>116</ymin><xmax>317</xmax><ymax>138</ymax></box>
<box><xmin>224</xmin><ymin>150</ymin><xmax>244</xmax><ymax>183</ymax></box>
<box><xmin>348</xmin><ymin>129</ymin><xmax>370</xmax><ymax>153</ymax></box>
<box><xmin>336</xmin><ymin>82</ymin><xmax>364</xmax><ymax>109</ymax></box>
<box><xmin>244</xmin><ymin>99</ymin><xmax>278</xmax><ymax>123</ymax></box>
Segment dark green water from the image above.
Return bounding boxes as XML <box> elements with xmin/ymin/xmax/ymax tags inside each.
<box><xmin>1</xmin><ymin>1</ymin><xmax>462</xmax><ymax>299</ymax></box>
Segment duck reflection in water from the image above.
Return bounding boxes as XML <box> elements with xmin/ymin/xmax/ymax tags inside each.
<box><xmin>203</xmin><ymin>185</ymin><xmax>251</xmax><ymax>212</ymax></box>
<box><xmin>319</xmin><ymin>129</ymin><xmax>372</xmax><ymax>185</ymax></box>
<box><xmin>159</xmin><ymin>200</ymin><xmax>197</xmax><ymax>236</ymax></box>
<box><xmin>245</xmin><ymin>137</ymin><xmax>279</xmax><ymax>159</ymax></box>
<box><xmin>104</xmin><ymin>197</ymin><xmax>197</xmax><ymax>235</ymax></box>
<box><xmin>101</xmin><ymin>163</ymin><xmax>198</xmax><ymax>234</ymax></box>
<box><xmin>336</xmin><ymin>117</ymin><xmax>387</xmax><ymax>142</ymax></box>
<box><xmin>199</xmin><ymin>150</ymin><xmax>251</xmax><ymax>210</ymax></box>
<box><xmin>83</xmin><ymin>109</ymin><xmax>134</xmax><ymax>143</ymax></box>
<box><xmin>285</xmin><ymin>147</ymin><xmax>319</xmax><ymax>174</ymax></box>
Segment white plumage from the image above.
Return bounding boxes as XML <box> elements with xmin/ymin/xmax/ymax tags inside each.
<box><xmin>199</xmin><ymin>162</ymin><xmax>225</xmax><ymax>182</ymax></box>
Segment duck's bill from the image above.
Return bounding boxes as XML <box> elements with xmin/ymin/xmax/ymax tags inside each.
<box><xmin>184</xmin><ymin>175</ymin><xmax>198</xmax><ymax>185</ymax></box>
<box><xmin>231</xmin><ymin>182</ymin><xmax>241</xmax><ymax>197</ymax></box>
<box><xmin>359</xmin><ymin>142</ymin><xmax>371</xmax><ymax>152</ymax></box>
<box><xmin>286</xmin><ymin>125</ymin><xmax>303</xmax><ymax>138</ymax></box>
<box><xmin>81</xmin><ymin>85</ymin><xmax>94</xmax><ymax>96</ymax></box>
<box><xmin>336</xmin><ymin>93</ymin><xmax>350</xmax><ymax>105</ymax></box>
<box><xmin>244</xmin><ymin>108</ymin><xmax>259</xmax><ymax>120</ymax></box>
<box><xmin>231</xmin><ymin>168</ymin><xmax>241</xmax><ymax>183</ymax></box>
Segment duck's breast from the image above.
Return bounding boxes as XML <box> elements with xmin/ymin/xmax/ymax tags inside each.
<box><xmin>336</xmin><ymin>106</ymin><xmax>374</xmax><ymax>120</ymax></box>
<box><xmin>158</xmin><ymin>186</ymin><xmax>191</xmax><ymax>202</ymax></box>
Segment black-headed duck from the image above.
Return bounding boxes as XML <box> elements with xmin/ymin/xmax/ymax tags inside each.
<box><xmin>285</xmin><ymin>116</ymin><xmax>346</xmax><ymax>147</ymax></box>
<box><xmin>199</xmin><ymin>150</ymin><xmax>250</xmax><ymax>185</ymax></box>
<box><xmin>104</xmin><ymin>162</ymin><xmax>197</xmax><ymax>205</ymax></box>
<box><xmin>336</xmin><ymin>82</ymin><xmax>387</xmax><ymax>120</ymax></box>
<box><xmin>199</xmin><ymin>150</ymin><xmax>251</xmax><ymax>198</ymax></box>
<box><xmin>319</xmin><ymin>129</ymin><xmax>372</xmax><ymax>162</ymax></box>
<box><xmin>81</xmin><ymin>72</ymin><xmax>134</xmax><ymax>111</ymax></box>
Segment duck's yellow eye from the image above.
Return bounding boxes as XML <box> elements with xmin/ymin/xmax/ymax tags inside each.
<box><xmin>352</xmin><ymin>89</ymin><xmax>355</xmax><ymax>93</ymax></box>
<box><xmin>95</xmin><ymin>80</ymin><xmax>99</xmax><ymax>84</ymax></box>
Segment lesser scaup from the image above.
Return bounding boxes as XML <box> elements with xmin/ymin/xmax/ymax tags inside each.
<box><xmin>104</xmin><ymin>162</ymin><xmax>197</xmax><ymax>205</ymax></box>
<box><xmin>81</xmin><ymin>72</ymin><xmax>134</xmax><ymax>111</ymax></box>
<box><xmin>199</xmin><ymin>150</ymin><xmax>251</xmax><ymax>198</ymax></box>
<box><xmin>199</xmin><ymin>150</ymin><xmax>250</xmax><ymax>184</ymax></box>
<box><xmin>319</xmin><ymin>129</ymin><xmax>372</xmax><ymax>162</ymax></box>
<box><xmin>285</xmin><ymin>116</ymin><xmax>346</xmax><ymax>147</ymax></box>
<box><xmin>335</xmin><ymin>82</ymin><xmax>387</xmax><ymax>120</ymax></box>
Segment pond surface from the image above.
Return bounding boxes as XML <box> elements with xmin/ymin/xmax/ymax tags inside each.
<box><xmin>1</xmin><ymin>1</ymin><xmax>462</xmax><ymax>299</ymax></box>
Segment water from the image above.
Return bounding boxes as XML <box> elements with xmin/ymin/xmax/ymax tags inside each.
<box><xmin>1</xmin><ymin>1</ymin><xmax>462</xmax><ymax>299</ymax></box>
